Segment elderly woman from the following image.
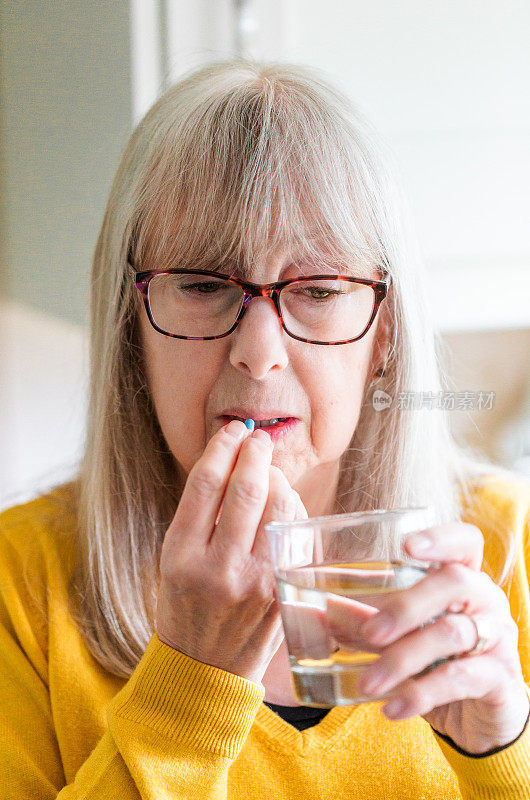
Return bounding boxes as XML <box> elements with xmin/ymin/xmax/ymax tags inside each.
<box><xmin>1</xmin><ymin>59</ymin><xmax>529</xmax><ymax>799</ymax></box>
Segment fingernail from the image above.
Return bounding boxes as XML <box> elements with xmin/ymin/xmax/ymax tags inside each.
<box><xmin>384</xmin><ymin>699</ymin><xmax>406</xmax><ymax>719</ymax></box>
<box><xmin>244</xmin><ymin>418</ymin><xmax>255</xmax><ymax>432</ymax></box>
<box><xmin>360</xmin><ymin>664</ymin><xmax>387</xmax><ymax>694</ymax></box>
<box><xmin>252</xmin><ymin>428</ymin><xmax>273</xmax><ymax>446</ymax></box>
<box><xmin>224</xmin><ymin>419</ymin><xmax>248</xmax><ymax>439</ymax></box>
<box><xmin>407</xmin><ymin>533</ymin><xmax>433</xmax><ymax>553</ymax></box>
<box><xmin>362</xmin><ymin>612</ymin><xmax>393</xmax><ymax>643</ymax></box>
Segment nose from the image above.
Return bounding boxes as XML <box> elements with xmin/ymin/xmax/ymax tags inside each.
<box><xmin>228</xmin><ymin>295</ymin><xmax>289</xmax><ymax>379</ymax></box>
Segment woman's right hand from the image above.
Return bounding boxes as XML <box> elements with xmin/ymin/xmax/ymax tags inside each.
<box><xmin>155</xmin><ymin>419</ymin><xmax>308</xmax><ymax>684</ymax></box>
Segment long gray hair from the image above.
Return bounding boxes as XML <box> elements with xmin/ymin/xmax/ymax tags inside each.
<box><xmin>69</xmin><ymin>59</ymin><xmax>507</xmax><ymax>678</ymax></box>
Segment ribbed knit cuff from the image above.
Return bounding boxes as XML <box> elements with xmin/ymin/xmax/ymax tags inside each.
<box><xmin>431</xmin><ymin>704</ymin><xmax>530</xmax><ymax>759</ymax></box>
<box><xmin>109</xmin><ymin>633</ymin><xmax>265</xmax><ymax>759</ymax></box>
<box><xmin>433</xmin><ymin>726</ymin><xmax>530</xmax><ymax>797</ymax></box>
<box><xmin>431</xmin><ymin>690</ymin><xmax>530</xmax><ymax>798</ymax></box>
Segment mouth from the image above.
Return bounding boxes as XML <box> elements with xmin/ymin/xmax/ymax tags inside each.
<box><xmin>218</xmin><ymin>414</ymin><xmax>300</xmax><ymax>441</ymax></box>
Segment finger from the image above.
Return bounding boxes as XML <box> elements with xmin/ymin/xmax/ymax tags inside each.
<box><xmin>280</xmin><ymin>602</ymin><xmax>334</xmax><ymax>661</ymax></box>
<box><xmin>379</xmin><ymin>654</ymin><xmax>518</xmax><ymax>721</ymax></box>
<box><xmin>358</xmin><ymin>610</ymin><xmax>501</xmax><ymax>698</ymax></box>
<box><xmin>404</xmin><ymin>523</ymin><xmax>484</xmax><ymax>572</ymax></box>
<box><xmin>359</xmin><ymin>562</ymin><xmax>503</xmax><ymax>647</ymax></box>
<box><xmin>171</xmin><ymin>419</ymin><xmax>252</xmax><ymax>550</ymax></box>
<box><xmin>326</xmin><ymin>594</ymin><xmax>382</xmax><ymax>654</ymax></box>
<box><xmin>251</xmin><ymin>465</ymin><xmax>303</xmax><ymax>562</ymax></box>
<box><xmin>283</xmin><ymin>592</ymin><xmax>385</xmax><ymax>663</ymax></box>
<box><xmin>212</xmin><ymin>428</ymin><xmax>274</xmax><ymax>554</ymax></box>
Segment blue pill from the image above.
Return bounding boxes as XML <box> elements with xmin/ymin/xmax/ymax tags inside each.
<box><xmin>244</xmin><ymin>419</ymin><xmax>255</xmax><ymax>432</ymax></box>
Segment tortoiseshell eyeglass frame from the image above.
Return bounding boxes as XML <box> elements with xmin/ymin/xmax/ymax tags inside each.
<box><xmin>131</xmin><ymin>261</ymin><xmax>391</xmax><ymax>346</ymax></box>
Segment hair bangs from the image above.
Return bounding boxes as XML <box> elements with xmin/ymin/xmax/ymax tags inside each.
<box><xmin>129</xmin><ymin>68</ymin><xmax>385</xmax><ymax>282</ymax></box>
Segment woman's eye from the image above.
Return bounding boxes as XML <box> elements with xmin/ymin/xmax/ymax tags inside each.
<box><xmin>180</xmin><ymin>281</ymin><xmax>227</xmax><ymax>294</ymax></box>
<box><xmin>181</xmin><ymin>282</ymin><xmax>224</xmax><ymax>293</ymax></box>
<box><xmin>300</xmin><ymin>287</ymin><xmax>342</xmax><ymax>300</ymax></box>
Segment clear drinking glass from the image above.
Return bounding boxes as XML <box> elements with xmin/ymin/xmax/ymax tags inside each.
<box><xmin>265</xmin><ymin>507</ymin><xmax>440</xmax><ymax>707</ymax></box>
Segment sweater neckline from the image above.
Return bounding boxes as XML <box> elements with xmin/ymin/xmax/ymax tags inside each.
<box><xmin>255</xmin><ymin>701</ymin><xmax>362</xmax><ymax>756</ymax></box>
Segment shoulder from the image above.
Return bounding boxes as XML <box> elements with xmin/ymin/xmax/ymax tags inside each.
<box><xmin>460</xmin><ymin>470</ymin><xmax>530</xmax><ymax>524</ymax></box>
<box><xmin>0</xmin><ymin>483</ymin><xmax>79</xmax><ymax>673</ymax></box>
<box><xmin>459</xmin><ymin>471</ymin><xmax>530</xmax><ymax>585</ymax></box>
<box><xmin>0</xmin><ymin>481</ymin><xmax>79</xmax><ymax>581</ymax></box>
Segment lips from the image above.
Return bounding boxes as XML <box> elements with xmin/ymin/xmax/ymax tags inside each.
<box><xmin>217</xmin><ymin>416</ymin><xmax>300</xmax><ymax>441</ymax></box>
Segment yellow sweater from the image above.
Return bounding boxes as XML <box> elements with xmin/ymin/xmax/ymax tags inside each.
<box><xmin>1</xmin><ymin>475</ymin><xmax>530</xmax><ymax>799</ymax></box>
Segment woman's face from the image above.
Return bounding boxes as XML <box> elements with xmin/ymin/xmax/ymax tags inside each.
<box><xmin>138</xmin><ymin>247</ymin><xmax>388</xmax><ymax>517</ymax></box>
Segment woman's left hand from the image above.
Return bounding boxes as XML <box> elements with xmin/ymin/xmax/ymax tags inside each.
<box><xmin>327</xmin><ymin>523</ymin><xmax>530</xmax><ymax>755</ymax></box>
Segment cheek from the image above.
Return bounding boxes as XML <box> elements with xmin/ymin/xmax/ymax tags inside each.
<box><xmin>308</xmin><ymin>347</ymin><xmax>372</xmax><ymax>452</ymax></box>
<box><xmin>139</xmin><ymin>320</ymin><xmax>216</xmax><ymax>472</ymax></box>
<box><xmin>148</xmin><ymin>360</ymin><xmax>211</xmax><ymax>472</ymax></box>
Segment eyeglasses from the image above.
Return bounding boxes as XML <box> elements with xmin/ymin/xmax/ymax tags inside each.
<box><xmin>133</xmin><ymin>266</ymin><xmax>390</xmax><ymax>346</ymax></box>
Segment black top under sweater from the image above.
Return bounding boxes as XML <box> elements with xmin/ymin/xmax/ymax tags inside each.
<box><xmin>264</xmin><ymin>702</ymin><xmax>530</xmax><ymax>752</ymax></box>
<box><xmin>263</xmin><ymin>701</ymin><xmax>332</xmax><ymax>731</ymax></box>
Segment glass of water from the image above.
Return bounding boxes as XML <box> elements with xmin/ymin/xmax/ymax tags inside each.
<box><xmin>265</xmin><ymin>507</ymin><xmax>439</xmax><ymax>707</ymax></box>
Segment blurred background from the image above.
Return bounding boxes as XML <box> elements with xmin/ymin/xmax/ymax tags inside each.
<box><xmin>1</xmin><ymin>0</ymin><xmax>529</xmax><ymax>510</ymax></box>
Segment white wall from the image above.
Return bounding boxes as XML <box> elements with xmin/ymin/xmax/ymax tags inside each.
<box><xmin>0</xmin><ymin>0</ymin><xmax>132</xmax><ymax>326</ymax></box>
<box><xmin>0</xmin><ymin>300</ymin><xmax>88</xmax><ymax>510</ymax></box>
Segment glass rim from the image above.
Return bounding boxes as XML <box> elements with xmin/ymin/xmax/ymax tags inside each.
<box><xmin>264</xmin><ymin>505</ymin><xmax>434</xmax><ymax>534</ymax></box>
